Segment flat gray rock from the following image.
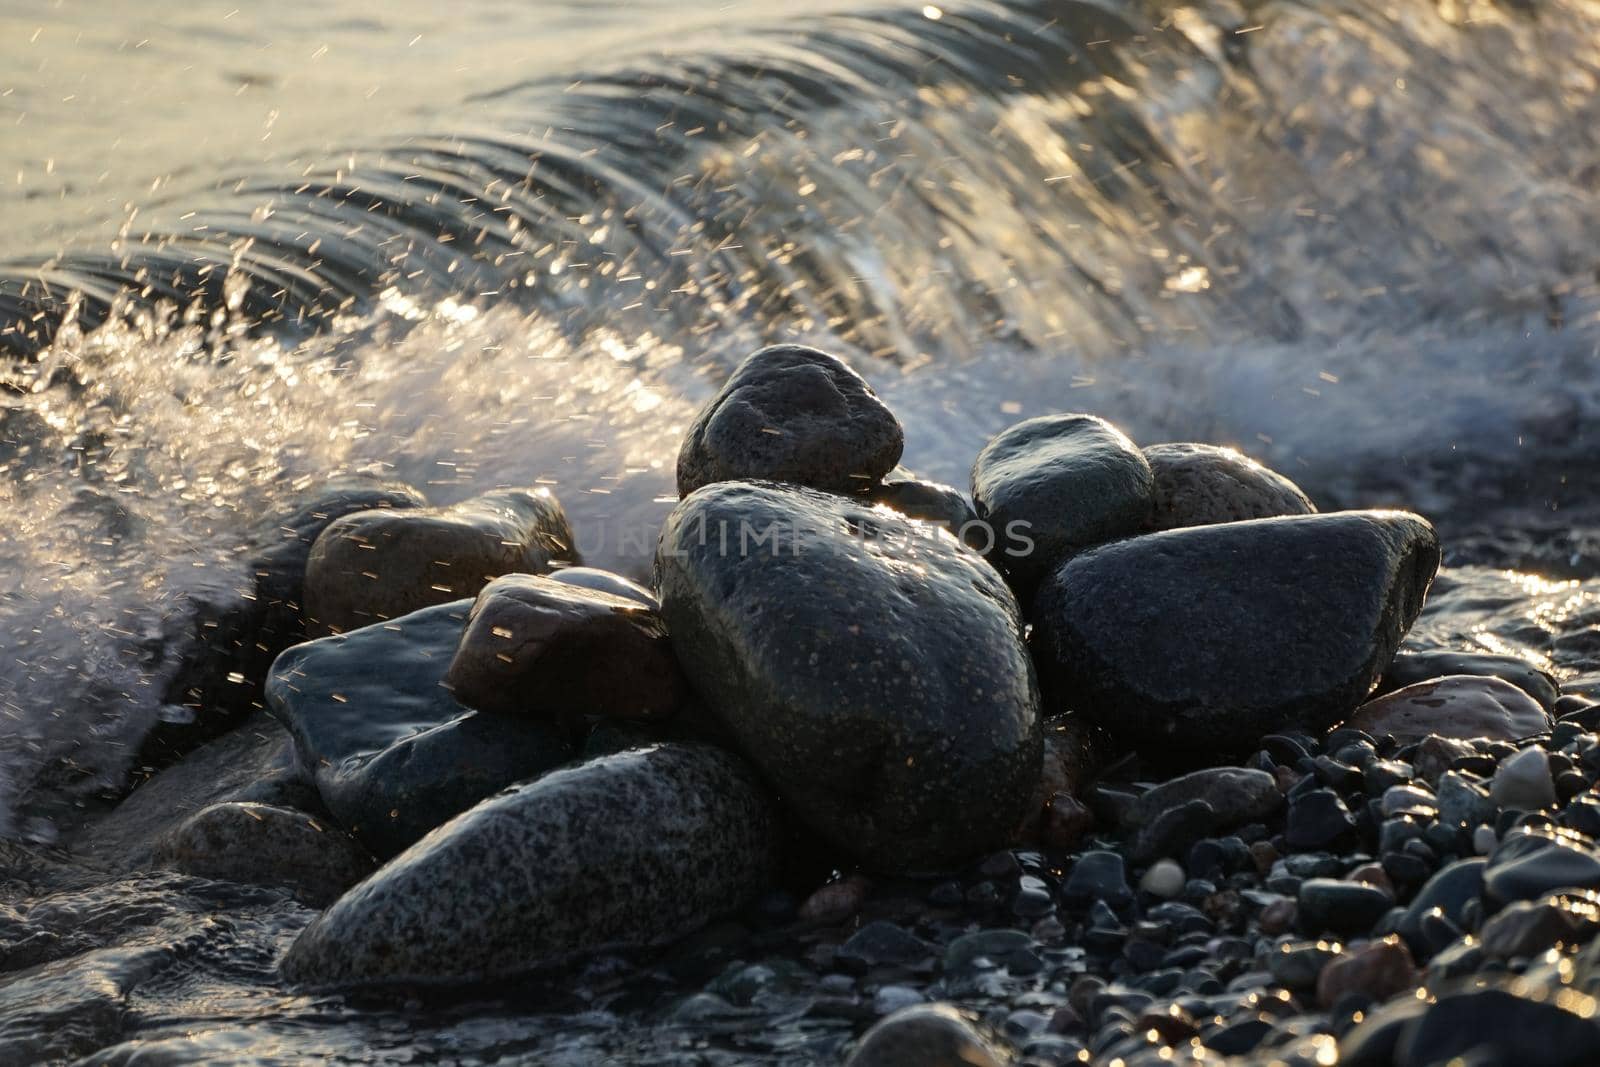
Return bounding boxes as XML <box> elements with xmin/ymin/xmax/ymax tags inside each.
<box><xmin>279</xmin><ymin>744</ymin><xmax>778</xmax><ymax>987</ymax></box>
<box><xmin>1346</xmin><ymin>675</ymin><xmax>1552</xmax><ymax>742</ymax></box>
<box><xmin>655</xmin><ymin>481</ymin><xmax>1041</xmax><ymax>873</ymax></box>
<box><xmin>970</xmin><ymin>413</ymin><xmax>1153</xmax><ymax>589</ymax></box>
<box><xmin>303</xmin><ymin>488</ymin><xmax>577</xmax><ymax>636</ymax></box>
<box><xmin>1378</xmin><ymin>649</ymin><xmax>1559</xmax><ymax>711</ymax></box>
<box><xmin>1144</xmin><ymin>442</ymin><xmax>1315</xmax><ymax>531</ymax></box>
<box><xmin>1032</xmin><ymin>511</ymin><xmax>1440</xmax><ymax>751</ymax></box>
<box><xmin>266</xmin><ymin>600</ymin><xmax>575</xmax><ymax>857</ymax></box>
<box><xmin>676</xmin><ymin>344</ymin><xmax>903</xmax><ymax>496</ymax></box>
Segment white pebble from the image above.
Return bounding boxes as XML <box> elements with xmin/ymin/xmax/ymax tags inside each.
<box><xmin>1140</xmin><ymin>859</ymin><xmax>1185</xmax><ymax>899</ymax></box>
<box><xmin>1473</xmin><ymin>825</ymin><xmax>1498</xmax><ymax>855</ymax></box>
<box><xmin>1490</xmin><ymin>746</ymin><xmax>1557</xmax><ymax>812</ymax></box>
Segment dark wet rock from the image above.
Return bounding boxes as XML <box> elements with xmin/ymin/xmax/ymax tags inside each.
<box><xmin>546</xmin><ymin>565</ymin><xmax>659</xmax><ymax>607</ymax></box>
<box><xmin>843</xmin><ymin>1003</ymin><xmax>1005</xmax><ymax>1067</ymax></box>
<box><xmin>265</xmin><ymin>600</ymin><xmax>575</xmax><ymax>857</ymax></box>
<box><xmin>1017</xmin><ymin>715</ymin><xmax>1102</xmax><ymax>844</ymax></box>
<box><xmin>1039</xmin><ymin>793</ymin><xmax>1096</xmax><ymax>851</ymax></box>
<box><xmin>1392</xmin><ymin>980</ymin><xmax>1600</xmax><ymax>1066</ymax></box>
<box><xmin>1064</xmin><ymin>850</ymin><xmax>1130</xmax><ymax>907</ymax></box>
<box><xmin>1124</xmin><ymin>768</ymin><xmax>1283</xmax><ymax>856</ymax></box>
<box><xmin>1143</xmin><ymin>442</ymin><xmax>1314</xmax><ymax>531</ymax></box>
<box><xmin>65</xmin><ymin>712</ymin><xmax>313</xmax><ymax>872</ymax></box>
<box><xmin>837</xmin><ymin>921</ymin><xmax>935</xmax><ymax>973</ymax></box>
<box><xmin>281</xmin><ymin>744</ymin><xmax>777</xmax><ymax>987</ymax></box>
<box><xmin>151</xmin><ymin>478</ymin><xmax>428</xmax><ymax>760</ymax></box>
<box><xmin>969</xmin><ymin>413</ymin><xmax>1153</xmax><ymax>587</ymax></box>
<box><xmin>1436</xmin><ymin>771</ymin><xmax>1497</xmax><ymax>829</ymax></box>
<box><xmin>655</xmin><ymin>481</ymin><xmax>1041</xmax><ymax>872</ymax></box>
<box><xmin>1338</xmin><ymin>992</ymin><xmax>1430</xmax><ymax>1066</ymax></box>
<box><xmin>1413</xmin><ymin>735</ymin><xmax>1478</xmax><ymax>784</ymax></box>
<box><xmin>1270</xmin><ymin>941</ymin><xmax>1341</xmax><ymax>990</ymax></box>
<box><xmin>798</xmin><ymin>875</ymin><xmax>869</xmax><ymax>926</ymax></box>
<box><xmin>444</xmin><ymin>573</ymin><xmax>685</xmax><ymax>721</ymax></box>
<box><xmin>1032</xmin><ymin>512</ymin><xmax>1439</xmax><ymax>751</ymax></box>
<box><xmin>1131</xmin><ymin>800</ymin><xmax>1219</xmax><ymax>865</ymax></box>
<box><xmin>866</xmin><ymin>476</ymin><xmax>978</xmax><ymax>535</ymax></box>
<box><xmin>1297</xmin><ymin>879</ymin><xmax>1394</xmax><ymax>937</ymax></box>
<box><xmin>1484</xmin><ymin>830</ymin><xmax>1600</xmax><ymax>905</ymax></box>
<box><xmin>1348</xmin><ymin>675</ymin><xmax>1552</xmax><ymax>743</ymax></box>
<box><xmin>303</xmin><ymin>488</ymin><xmax>576</xmax><ymax>636</ymax></box>
<box><xmin>1480</xmin><ymin>890</ymin><xmax>1600</xmax><ymax>958</ymax></box>
<box><xmin>1397</xmin><ymin>859</ymin><xmax>1485</xmax><ymax>953</ymax></box>
<box><xmin>1316</xmin><ymin>935</ymin><xmax>1416</xmax><ymax>1009</ymax></box>
<box><xmin>1491</xmin><ymin>745</ymin><xmax>1558</xmax><ymax>811</ymax></box>
<box><xmin>1286</xmin><ymin>789</ymin><xmax>1358</xmax><ymax>852</ymax></box>
<box><xmin>153</xmin><ymin>801</ymin><xmax>372</xmax><ymax>906</ymax></box>
<box><xmin>1379</xmin><ymin>650</ymin><xmax>1560</xmax><ymax>711</ymax></box>
<box><xmin>676</xmin><ymin>343</ymin><xmax>902</xmax><ymax>497</ymax></box>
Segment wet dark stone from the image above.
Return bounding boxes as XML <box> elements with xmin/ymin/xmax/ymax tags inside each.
<box><xmin>444</xmin><ymin>573</ymin><xmax>686</xmax><ymax>722</ymax></box>
<box><xmin>1484</xmin><ymin>829</ymin><xmax>1600</xmax><ymax>905</ymax></box>
<box><xmin>265</xmin><ymin>599</ymin><xmax>576</xmax><ymax>857</ymax></box>
<box><xmin>866</xmin><ymin>476</ymin><xmax>978</xmax><ymax>536</ymax></box>
<box><xmin>280</xmin><ymin>744</ymin><xmax>779</xmax><ymax>987</ymax></box>
<box><xmin>970</xmin><ymin>413</ymin><xmax>1153</xmax><ymax>589</ymax></box>
<box><xmin>837</xmin><ymin>921</ymin><xmax>936</xmax><ymax>973</ymax></box>
<box><xmin>1480</xmin><ymin>890</ymin><xmax>1600</xmax><ymax>958</ymax></box>
<box><xmin>677</xmin><ymin>343</ymin><xmax>903</xmax><ymax>497</ymax></box>
<box><xmin>1286</xmin><ymin>789</ymin><xmax>1358</xmax><ymax>851</ymax></box>
<box><xmin>1143</xmin><ymin>442</ymin><xmax>1314</xmax><ymax>532</ymax></box>
<box><xmin>1397</xmin><ymin>859</ymin><xmax>1485</xmax><ymax>955</ymax></box>
<box><xmin>656</xmin><ymin>481</ymin><xmax>1041</xmax><ymax>873</ymax></box>
<box><xmin>844</xmin><ymin>1003</ymin><xmax>1006</xmax><ymax>1067</ymax></box>
<box><xmin>1297</xmin><ymin>879</ymin><xmax>1394</xmax><ymax>937</ymax></box>
<box><xmin>1032</xmin><ymin>512</ymin><xmax>1438</xmax><ymax>752</ymax></box>
<box><xmin>303</xmin><ymin>488</ymin><xmax>577</xmax><ymax>637</ymax></box>
<box><xmin>1064</xmin><ymin>851</ymin><xmax>1131</xmax><ymax>908</ymax></box>
<box><xmin>1394</xmin><ymin>982</ymin><xmax>1600</xmax><ymax>1066</ymax></box>
<box><xmin>1202</xmin><ymin>1015</ymin><xmax>1274</xmax><ymax>1055</ymax></box>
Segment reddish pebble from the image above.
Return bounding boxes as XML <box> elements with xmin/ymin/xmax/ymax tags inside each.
<box><xmin>1259</xmin><ymin>898</ymin><xmax>1298</xmax><ymax>936</ymax></box>
<box><xmin>1041</xmin><ymin>793</ymin><xmax>1095</xmax><ymax>850</ymax></box>
<box><xmin>799</xmin><ymin>875</ymin><xmax>870</xmax><ymax>926</ymax></box>
<box><xmin>1347</xmin><ymin>863</ymin><xmax>1395</xmax><ymax>898</ymax></box>
<box><xmin>1316</xmin><ymin>935</ymin><xmax>1417</xmax><ymax>1008</ymax></box>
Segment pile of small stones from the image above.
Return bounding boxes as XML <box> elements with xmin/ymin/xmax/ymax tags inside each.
<box><xmin>71</xmin><ymin>343</ymin><xmax>1600</xmax><ymax>1065</ymax></box>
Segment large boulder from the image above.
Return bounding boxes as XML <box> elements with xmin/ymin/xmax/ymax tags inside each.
<box><xmin>445</xmin><ymin>573</ymin><xmax>686</xmax><ymax>721</ymax></box>
<box><xmin>676</xmin><ymin>343</ymin><xmax>903</xmax><ymax>497</ymax></box>
<box><xmin>279</xmin><ymin>744</ymin><xmax>778</xmax><ymax>987</ymax></box>
<box><xmin>1378</xmin><ymin>649</ymin><xmax>1559</xmax><ymax>711</ymax></box>
<box><xmin>1032</xmin><ymin>511</ymin><xmax>1440</xmax><ymax>752</ymax></box>
<box><xmin>303</xmin><ymin>488</ymin><xmax>576</xmax><ymax>636</ymax></box>
<box><xmin>1143</xmin><ymin>442</ymin><xmax>1315</xmax><ymax>531</ymax></box>
<box><xmin>655</xmin><ymin>481</ymin><xmax>1042</xmax><ymax>872</ymax></box>
<box><xmin>969</xmin><ymin>413</ymin><xmax>1153</xmax><ymax>589</ymax></box>
<box><xmin>1345</xmin><ymin>675</ymin><xmax>1552</xmax><ymax>742</ymax></box>
<box><xmin>265</xmin><ymin>600</ymin><xmax>575</xmax><ymax>857</ymax></box>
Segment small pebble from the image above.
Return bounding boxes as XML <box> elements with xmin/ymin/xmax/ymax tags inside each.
<box><xmin>1491</xmin><ymin>746</ymin><xmax>1557</xmax><ymax>811</ymax></box>
<box><xmin>1141</xmin><ymin>860</ymin><xmax>1186</xmax><ymax>899</ymax></box>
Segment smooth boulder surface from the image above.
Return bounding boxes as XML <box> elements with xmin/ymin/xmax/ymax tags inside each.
<box><xmin>265</xmin><ymin>600</ymin><xmax>575</xmax><ymax>857</ymax></box>
<box><xmin>866</xmin><ymin>476</ymin><xmax>979</xmax><ymax>534</ymax></box>
<box><xmin>445</xmin><ymin>573</ymin><xmax>685</xmax><ymax>721</ymax></box>
<box><xmin>303</xmin><ymin>488</ymin><xmax>576</xmax><ymax>636</ymax></box>
<box><xmin>969</xmin><ymin>413</ymin><xmax>1153</xmax><ymax>587</ymax></box>
<box><xmin>1032</xmin><ymin>511</ymin><xmax>1440</xmax><ymax>751</ymax></box>
<box><xmin>1143</xmin><ymin>442</ymin><xmax>1315</xmax><ymax>530</ymax></box>
<box><xmin>1378</xmin><ymin>649</ymin><xmax>1559</xmax><ymax>711</ymax></box>
<box><xmin>675</xmin><ymin>344</ymin><xmax>903</xmax><ymax>496</ymax></box>
<box><xmin>655</xmin><ymin>481</ymin><xmax>1042</xmax><ymax>873</ymax></box>
<box><xmin>279</xmin><ymin>744</ymin><xmax>778</xmax><ymax>987</ymax></box>
<box><xmin>1346</xmin><ymin>675</ymin><xmax>1552</xmax><ymax>742</ymax></box>
<box><xmin>546</xmin><ymin>565</ymin><xmax>660</xmax><ymax>607</ymax></box>
<box><xmin>154</xmin><ymin>801</ymin><xmax>372</xmax><ymax>906</ymax></box>
<box><xmin>843</xmin><ymin>1003</ymin><xmax>1006</xmax><ymax>1067</ymax></box>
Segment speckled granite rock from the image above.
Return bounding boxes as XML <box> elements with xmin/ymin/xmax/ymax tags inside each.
<box><xmin>445</xmin><ymin>573</ymin><xmax>685</xmax><ymax>721</ymax></box>
<box><xmin>676</xmin><ymin>344</ymin><xmax>902</xmax><ymax>496</ymax></box>
<box><xmin>303</xmin><ymin>488</ymin><xmax>576</xmax><ymax>636</ymax></box>
<box><xmin>279</xmin><ymin>744</ymin><xmax>778</xmax><ymax>987</ymax></box>
<box><xmin>1346</xmin><ymin>675</ymin><xmax>1552</xmax><ymax>742</ymax></box>
<box><xmin>154</xmin><ymin>801</ymin><xmax>372</xmax><ymax>906</ymax></box>
<box><xmin>970</xmin><ymin>413</ymin><xmax>1153</xmax><ymax>589</ymax></box>
<box><xmin>655</xmin><ymin>481</ymin><xmax>1041</xmax><ymax>873</ymax></box>
<box><xmin>1032</xmin><ymin>511</ymin><xmax>1439</xmax><ymax>752</ymax></box>
<box><xmin>1143</xmin><ymin>442</ymin><xmax>1315</xmax><ymax>531</ymax></box>
<box><xmin>265</xmin><ymin>600</ymin><xmax>575</xmax><ymax>857</ymax></box>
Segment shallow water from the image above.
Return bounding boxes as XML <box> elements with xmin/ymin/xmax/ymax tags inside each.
<box><xmin>3</xmin><ymin>0</ymin><xmax>1600</xmax><ymax>1060</ymax></box>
